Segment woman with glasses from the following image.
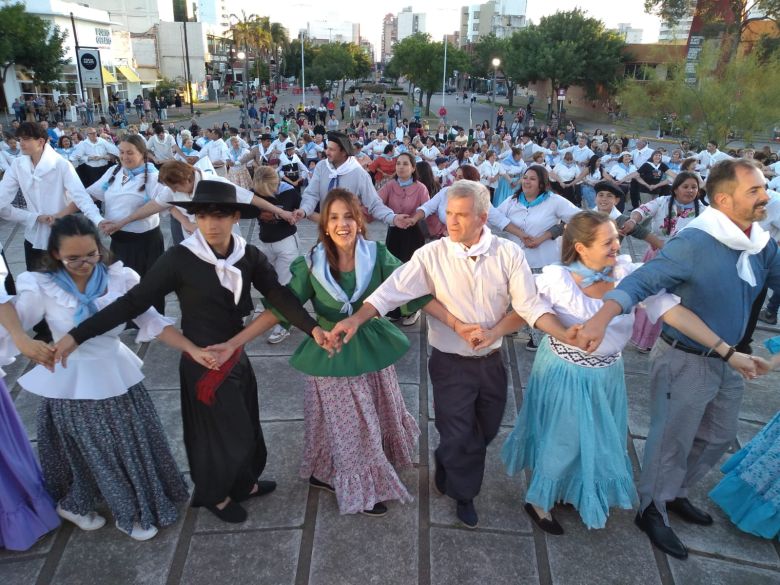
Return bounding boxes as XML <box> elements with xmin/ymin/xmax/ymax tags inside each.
<box><xmin>0</xmin><ymin>215</ymin><xmax>193</xmax><ymax>540</ymax></box>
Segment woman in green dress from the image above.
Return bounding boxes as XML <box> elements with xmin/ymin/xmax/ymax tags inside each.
<box><xmin>207</xmin><ymin>188</ymin><xmax>431</xmax><ymax>517</ymax></box>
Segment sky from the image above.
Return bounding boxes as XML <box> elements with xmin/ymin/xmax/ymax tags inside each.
<box><xmin>248</xmin><ymin>0</ymin><xmax>664</xmax><ymax>60</ymax></box>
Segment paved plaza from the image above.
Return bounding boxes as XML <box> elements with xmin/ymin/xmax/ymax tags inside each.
<box><xmin>0</xmin><ymin>210</ymin><xmax>778</xmax><ymax>585</ymax></box>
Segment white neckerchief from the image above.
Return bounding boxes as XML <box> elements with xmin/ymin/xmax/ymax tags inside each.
<box><xmin>309</xmin><ymin>236</ymin><xmax>377</xmax><ymax>315</ymax></box>
<box><xmin>325</xmin><ymin>156</ymin><xmax>361</xmax><ymax>180</ymax></box>
<box><xmin>445</xmin><ymin>226</ymin><xmax>494</xmax><ymax>259</ymax></box>
<box><xmin>680</xmin><ymin>206</ymin><xmax>770</xmax><ymax>286</ymax></box>
<box><xmin>181</xmin><ymin>230</ymin><xmax>247</xmax><ymax>304</ymax></box>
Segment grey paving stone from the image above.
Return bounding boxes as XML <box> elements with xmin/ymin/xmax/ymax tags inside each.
<box><xmin>195</xmin><ymin>421</ymin><xmax>308</xmax><ymax>532</ymax></box>
<box><xmin>141</xmin><ymin>341</ymin><xmax>183</xmax><ymax>390</ymax></box>
<box><xmin>430</xmin><ymin>527</ymin><xmax>538</xmax><ymax>585</ymax></box>
<box><xmin>429</xmin><ymin>424</ymin><xmax>531</xmax><ymax>533</ymax></box>
<box><xmin>252</xmin><ymin>356</ymin><xmax>306</xmax><ymax>421</ymax></box>
<box><xmin>51</xmin><ymin>507</ymin><xmax>186</xmax><ymax>585</ymax></box>
<box><xmin>545</xmin><ymin>507</ymin><xmax>661</xmax><ymax>585</ymax></box>
<box><xmin>0</xmin><ymin>557</ymin><xmax>46</xmax><ymax>585</ymax></box>
<box><xmin>736</xmin><ymin>418</ymin><xmax>763</xmax><ymax>449</ymax></box>
<box><xmin>180</xmin><ymin>529</ymin><xmax>301</xmax><ymax>585</ymax></box>
<box><xmin>633</xmin><ymin>439</ymin><xmax>780</xmax><ymax>567</ymax></box>
<box><xmin>148</xmin><ymin>390</ymin><xmax>188</xmax><ymax>474</ymax></box>
<box><xmin>399</xmin><ymin>383</ymin><xmax>421</xmax><ymax>464</ymax></box>
<box><xmin>2</xmin><ymin>355</ymin><xmax>31</xmax><ymax>391</ymax></box>
<box><xmin>668</xmin><ymin>555</ymin><xmax>780</xmax><ymax>585</ymax></box>
<box><xmin>308</xmin><ymin>468</ymin><xmax>418</xmax><ymax>585</ymax></box>
<box><xmin>626</xmin><ymin>372</ymin><xmax>652</xmax><ymax>439</ymax></box>
<box><xmin>395</xmin><ymin>333</ymin><xmax>421</xmax><ymax>384</ymax></box>
<box><xmin>10</xmin><ymin>388</ymin><xmax>40</xmax><ymax>441</ymax></box>
<box><xmin>740</xmin><ymin>375</ymin><xmax>780</xmax><ymax>425</ymax></box>
<box><xmin>511</xmin><ymin>338</ymin><xmax>535</xmax><ymax>384</ymax></box>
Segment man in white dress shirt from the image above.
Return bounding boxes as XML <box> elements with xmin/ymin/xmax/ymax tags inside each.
<box><xmin>70</xmin><ymin>126</ymin><xmax>120</xmax><ymax>187</ymax></box>
<box><xmin>196</xmin><ymin>128</ymin><xmax>230</xmax><ymax>177</ymax></box>
<box><xmin>147</xmin><ymin>123</ymin><xmax>182</xmax><ymax>166</ymax></box>
<box><xmin>362</xmin><ymin>131</ymin><xmax>389</xmax><ymax>159</ymax></box>
<box><xmin>693</xmin><ymin>140</ymin><xmax>733</xmax><ymax>180</ymax></box>
<box><xmin>629</xmin><ymin>139</ymin><xmax>655</xmax><ymax>209</ymax></box>
<box><xmin>330</xmin><ymin>180</ymin><xmax>578</xmax><ymax>529</ymax></box>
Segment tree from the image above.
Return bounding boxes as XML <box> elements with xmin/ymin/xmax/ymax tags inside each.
<box><xmin>0</xmin><ymin>2</ymin><xmax>67</xmax><ymax>101</ymax></box>
<box><xmin>505</xmin><ymin>10</ymin><xmax>626</xmax><ymax>105</ymax></box>
<box><xmin>309</xmin><ymin>43</ymin><xmax>354</xmax><ymax>95</ymax></box>
<box><xmin>389</xmin><ymin>33</ymin><xmax>468</xmax><ymax>115</ymax></box>
<box><xmin>280</xmin><ymin>40</ymin><xmax>316</xmax><ymax>79</ymax></box>
<box><xmin>470</xmin><ymin>34</ymin><xmax>517</xmax><ymax>105</ymax></box>
<box><xmin>645</xmin><ymin>1</ymin><xmax>780</xmax><ymax>61</ymax></box>
<box><xmin>617</xmin><ymin>44</ymin><xmax>780</xmax><ymax>146</ymax></box>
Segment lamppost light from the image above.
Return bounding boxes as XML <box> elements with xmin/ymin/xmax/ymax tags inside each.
<box><xmin>237</xmin><ymin>51</ymin><xmax>246</xmax><ymax>60</ymax></box>
<box><xmin>492</xmin><ymin>58</ymin><xmax>501</xmax><ymax>68</ymax></box>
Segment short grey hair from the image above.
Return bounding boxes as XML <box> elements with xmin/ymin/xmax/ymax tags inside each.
<box><xmin>448</xmin><ymin>180</ymin><xmax>490</xmax><ymax>216</ymax></box>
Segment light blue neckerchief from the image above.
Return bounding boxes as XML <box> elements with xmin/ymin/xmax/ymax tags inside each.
<box><xmin>677</xmin><ymin>201</ymin><xmax>695</xmax><ymax>210</ymax></box>
<box><xmin>398</xmin><ymin>178</ymin><xmax>414</xmax><ymax>187</ymax></box>
<box><xmin>101</xmin><ymin>162</ymin><xmax>156</xmax><ymax>192</ymax></box>
<box><xmin>516</xmin><ymin>191</ymin><xmax>551</xmax><ymax>208</ymax></box>
<box><xmin>309</xmin><ymin>236</ymin><xmax>377</xmax><ymax>315</ymax></box>
<box><xmin>765</xmin><ymin>335</ymin><xmax>780</xmax><ymax>354</ymax></box>
<box><xmin>564</xmin><ymin>261</ymin><xmax>616</xmax><ymax>287</ymax></box>
<box><xmin>49</xmin><ymin>263</ymin><xmax>109</xmax><ymax>324</ymax></box>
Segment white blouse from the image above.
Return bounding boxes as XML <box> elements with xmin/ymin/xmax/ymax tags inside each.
<box><xmin>87</xmin><ymin>165</ymin><xmax>161</xmax><ymax>233</ymax></box>
<box><xmin>552</xmin><ymin>162</ymin><xmax>578</xmax><ymax>182</ymax></box>
<box><xmin>633</xmin><ymin>195</ymin><xmax>700</xmax><ymax>240</ymax></box>
<box><xmin>496</xmin><ymin>193</ymin><xmax>580</xmax><ymax>268</ymax></box>
<box><xmin>478</xmin><ymin>161</ymin><xmax>501</xmax><ymax>186</ymax></box>
<box><xmin>536</xmin><ymin>257</ymin><xmax>679</xmax><ymax>356</ymax></box>
<box><xmin>608</xmin><ymin>164</ymin><xmax>637</xmax><ymax>182</ymax></box>
<box><xmin>0</xmin><ymin>263</ymin><xmax>173</xmax><ymax>399</ymax></box>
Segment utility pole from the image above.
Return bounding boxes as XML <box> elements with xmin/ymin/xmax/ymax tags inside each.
<box><xmin>181</xmin><ymin>16</ymin><xmax>195</xmax><ymax>114</ymax></box>
<box><xmin>70</xmin><ymin>12</ymin><xmax>86</xmax><ymax>101</ymax></box>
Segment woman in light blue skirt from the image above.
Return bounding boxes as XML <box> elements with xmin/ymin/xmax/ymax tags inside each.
<box><xmin>492</xmin><ymin>211</ymin><xmax>742</xmax><ymax>534</ymax></box>
<box><xmin>709</xmin><ymin>347</ymin><xmax>780</xmax><ymax>539</ymax></box>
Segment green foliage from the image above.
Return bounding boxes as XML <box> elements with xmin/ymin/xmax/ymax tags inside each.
<box><xmin>387</xmin><ymin>33</ymin><xmax>468</xmax><ymax>114</ymax></box>
<box><xmin>309</xmin><ymin>43</ymin><xmax>354</xmax><ymax>93</ymax></box>
<box><xmin>505</xmin><ymin>9</ymin><xmax>626</xmax><ymax>100</ymax></box>
<box><xmin>0</xmin><ymin>2</ymin><xmax>68</xmax><ymax>86</ymax></box>
<box><xmin>226</xmin><ymin>12</ymin><xmax>288</xmax><ymax>84</ymax></box>
<box><xmin>618</xmin><ymin>43</ymin><xmax>780</xmax><ymax>145</ymax></box>
<box><xmin>280</xmin><ymin>41</ymin><xmax>316</xmax><ymax>78</ymax></box>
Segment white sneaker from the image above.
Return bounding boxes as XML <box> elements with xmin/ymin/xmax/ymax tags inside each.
<box><xmin>116</xmin><ymin>521</ymin><xmax>158</xmax><ymax>541</ymax></box>
<box><xmin>401</xmin><ymin>311</ymin><xmax>421</xmax><ymax>326</ymax></box>
<box><xmin>267</xmin><ymin>326</ymin><xmax>290</xmax><ymax>344</ymax></box>
<box><xmin>56</xmin><ymin>504</ymin><xmax>106</xmax><ymax>531</ymax></box>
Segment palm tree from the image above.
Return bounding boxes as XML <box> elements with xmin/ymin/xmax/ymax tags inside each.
<box><xmin>226</xmin><ymin>11</ymin><xmax>270</xmax><ymax>92</ymax></box>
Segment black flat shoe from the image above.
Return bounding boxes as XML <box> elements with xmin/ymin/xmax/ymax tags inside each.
<box><xmin>457</xmin><ymin>500</ymin><xmax>479</xmax><ymax>529</ymax></box>
<box><xmin>524</xmin><ymin>503</ymin><xmax>563</xmax><ymax>535</ymax></box>
<box><xmin>236</xmin><ymin>480</ymin><xmax>277</xmax><ymax>502</ymax></box>
<box><xmin>309</xmin><ymin>476</ymin><xmax>335</xmax><ymax>494</ymax></box>
<box><xmin>205</xmin><ymin>501</ymin><xmax>247</xmax><ymax>523</ymax></box>
<box><xmin>635</xmin><ymin>504</ymin><xmax>688</xmax><ymax>560</ymax></box>
<box><xmin>667</xmin><ymin>497</ymin><xmax>713</xmax><ymax>526</ymax></box>
<box><xmin>361</xmin><ymin>502</ymin><xmax>388</xmax><ymax>517</ymax></box>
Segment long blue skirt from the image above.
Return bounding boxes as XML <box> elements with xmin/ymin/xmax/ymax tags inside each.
<box><xmin>709</xmin><ymin>411</ymin><xmax>780</xmax><ymax>539</ymax></box>
<box><xmin>501</xmin><ymin>336</ymin><xmax>637</xmax><ymax>529</ymax></box>
<box><xmin>0</xmin><ymin>379</ymin><xmax>60</xmax><ymax>550</ymax></box>
<box><xmin>493</xmin><ymin>177</ymin><xmax>515</xmax><ymax>207</ymax></box>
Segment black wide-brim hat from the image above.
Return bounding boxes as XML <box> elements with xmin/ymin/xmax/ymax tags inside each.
<box><xmin>173</xmin><ymin>179</ymin><xmax>260</xmax><ymax>219</ymax></box>
<box><xmin>327</xmin><ymin>131</ymin><xmax>353</xmax><ymax>156</ymax></box>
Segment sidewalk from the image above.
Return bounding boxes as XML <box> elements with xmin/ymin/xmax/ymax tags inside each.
<box><xmin>0</xmin><ymin>216</ymin><xmax>778</xmax><ymax>585</ymax></box>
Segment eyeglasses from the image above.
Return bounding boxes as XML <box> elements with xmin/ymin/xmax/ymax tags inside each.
<box><xmin>61</xmin><ymin>254</ymin><xmax>102</xmax><ymax>268</ymax></box>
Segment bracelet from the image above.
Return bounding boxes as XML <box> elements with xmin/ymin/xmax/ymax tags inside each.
<box><xmin>721</xmin><ymin>346</ymin><xmax>736</xmax><ymax>362</ymax></box>
<box><xmin>711</xmin><ymin>337</ymin><xmax>725</xmax><ymax>352</ymax></box>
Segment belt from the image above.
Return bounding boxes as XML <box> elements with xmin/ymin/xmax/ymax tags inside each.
<box><xmin>660</xmin><ymin>332</ymin><xmax>720</xmax><ymax>359</ymax></box>
<box><xmin>458</xmin><ymin>348</ymin><xmax>501</xmax><ymax>360</ymax></box>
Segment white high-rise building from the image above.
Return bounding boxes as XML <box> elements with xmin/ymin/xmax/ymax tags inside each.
<box><xmin>397</xmin><ymin>7</ymin><xmax>426</xmax><ymax>42</ymax></box>
<box><xmin>615</xmin><ymin>23</ymin><xmax>644</xmax><ymax>44</ymax></box>
<box><xmin>658</xmin><ymin>0</ymin><xmax>695</xmax><ymax>43</ymax></box>
<box><xmin>460</xmin><ymin>0</ymin><xmax>527</xmax><ymax>47</ymax></box>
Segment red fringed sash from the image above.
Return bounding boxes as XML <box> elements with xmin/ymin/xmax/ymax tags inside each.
<box><xmin>186</xmin><ymin>346</ymin><xmax>243</xmax><ymax>406</ymax></box>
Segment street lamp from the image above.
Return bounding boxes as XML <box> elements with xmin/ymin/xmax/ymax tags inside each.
<box><xmin>237</xmin><ymin>50</ymin><xmax>247</xmax><ymax>102</ymax></box>
<box><xmin>492</xmin><ymin>57</ymin><xmax>500</xmax><ymax>129</ymax></box>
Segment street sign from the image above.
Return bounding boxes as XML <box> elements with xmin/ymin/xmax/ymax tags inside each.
<box><xmin>77</xmin><ymin>48</ymin><xmax>103</xmax><ymax>88</ymax></box>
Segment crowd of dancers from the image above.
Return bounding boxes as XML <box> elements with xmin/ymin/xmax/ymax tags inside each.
<box><xmin>0</xmin><ymin>112</ymin><xmax>778</xmax><ymax>565</ymax></box>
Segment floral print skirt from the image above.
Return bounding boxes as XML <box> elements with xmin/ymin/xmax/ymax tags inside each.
<box><xmin>300</xmin><ymin>365</ymin><xmax>419</xmax><ymax>514</ymax></box>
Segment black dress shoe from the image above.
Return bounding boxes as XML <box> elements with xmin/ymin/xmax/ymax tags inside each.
<box><xmin>433</xmin><ymin>455</ymin><xmax>446</xmax><ymax>496</ymax></box>
<box><xmin>524</xmin><ymin>503</ymin><xmax>564</xmax><ymax>535</ymax></box>
<box><xmin>236</xmin><ymin>480</ymin><xmax>277</xmax><ymax>502</ymax></box>
<box><xmin>309</xmin><ymin>476</ymin><xmax>335</xmax><ymax>494</ymax></box>
<box><xmin>635</xmin><ymin>504</ymin><xmax>688</xmax><ymax>559</ymax></box>
<box><xmin>457</xmin><ymin>500</ymin><xmax>479</xmax><ymax>529</ymax></box>
<box><xmin>361</xmin><ymin>502</ymin><xmax>388</xmax><ymax>517</ymax></box>
<box><xmin>667</xmin><ymin>497</ymin><xmax>713</xmax><ymax>526</ymax></box>
<box><xmin>205</xmin><ymin>501</ymin><xmax>247</xmax><ymax>523</ymax></box>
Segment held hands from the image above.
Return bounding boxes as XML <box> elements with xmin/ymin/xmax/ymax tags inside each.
<box><xmin>99</xmin><ymin>219</ymin><xmax>124</xmax><ymax>236</ymax></box>
<box><xmin>17</xmin><ymin>335</ymin><xmax>55</xmax><ymax>372</ymax></box>
<box><xmin>393</xmin><ymin>214</ymin><xmax>414</xmax><ymax>229</ymax></box>
<box><xmin>36</xmin><ymin>214</ymin><xmax>55</xmax><ymax>225</ymax></box>
<box><xmin>311</xmin><ymin>326</ymin><xmax>342</xmax><ymax>357</ymax></box>
<box><xmin>188</xmin><ymin>346</ymin><xmax>220</xmax><ymax>370</ymax></box>
<box><xmin>52</xmin><ymin>334</ymin><xmax>78</xmax><ymax>368</ymax></box>
<box><xmin>291</xmin><ymin>209</ymin><xmax>306</xmax><ymax>223</ymax></box>
<box><xmin>330</xmin><ymin>316</ymin><xmax>362</xmax><ymax>345</ymax></box>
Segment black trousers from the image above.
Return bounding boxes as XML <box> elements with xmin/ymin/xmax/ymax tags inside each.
<box><xmin>429</xmin><ymin>348</ymin><xmax>507</xmax><ymax>501</ymax></box>
<box><xmin>110</xmin><ymin>227</ymin><xmax>166</xmax><ymax>314</ymax></box>
<box><xmin>23</xmin><ymin>240</ymin><xmax>52</xmax><ymax>341</ymax></box>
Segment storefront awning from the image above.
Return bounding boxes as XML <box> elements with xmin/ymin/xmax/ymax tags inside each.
<box><xmin>136</xmin><ymin>67</ymin><xmax>160</xmax><ymax>83</ymax></box>
<box><xmin>117</xmin><ymin>66</ymin><xmax>141</xmax><ymax>83</ymax></box>
<box><xmin>101</xmin><ymin>66</ymin><xmax>117</xmax><ymax>84</ymax></box>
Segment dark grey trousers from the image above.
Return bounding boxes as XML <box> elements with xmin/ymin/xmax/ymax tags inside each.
<box><xmin>429</xmin><ymin>348</ymin><xmax>508</xmax><ymax>502</ymax></box>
